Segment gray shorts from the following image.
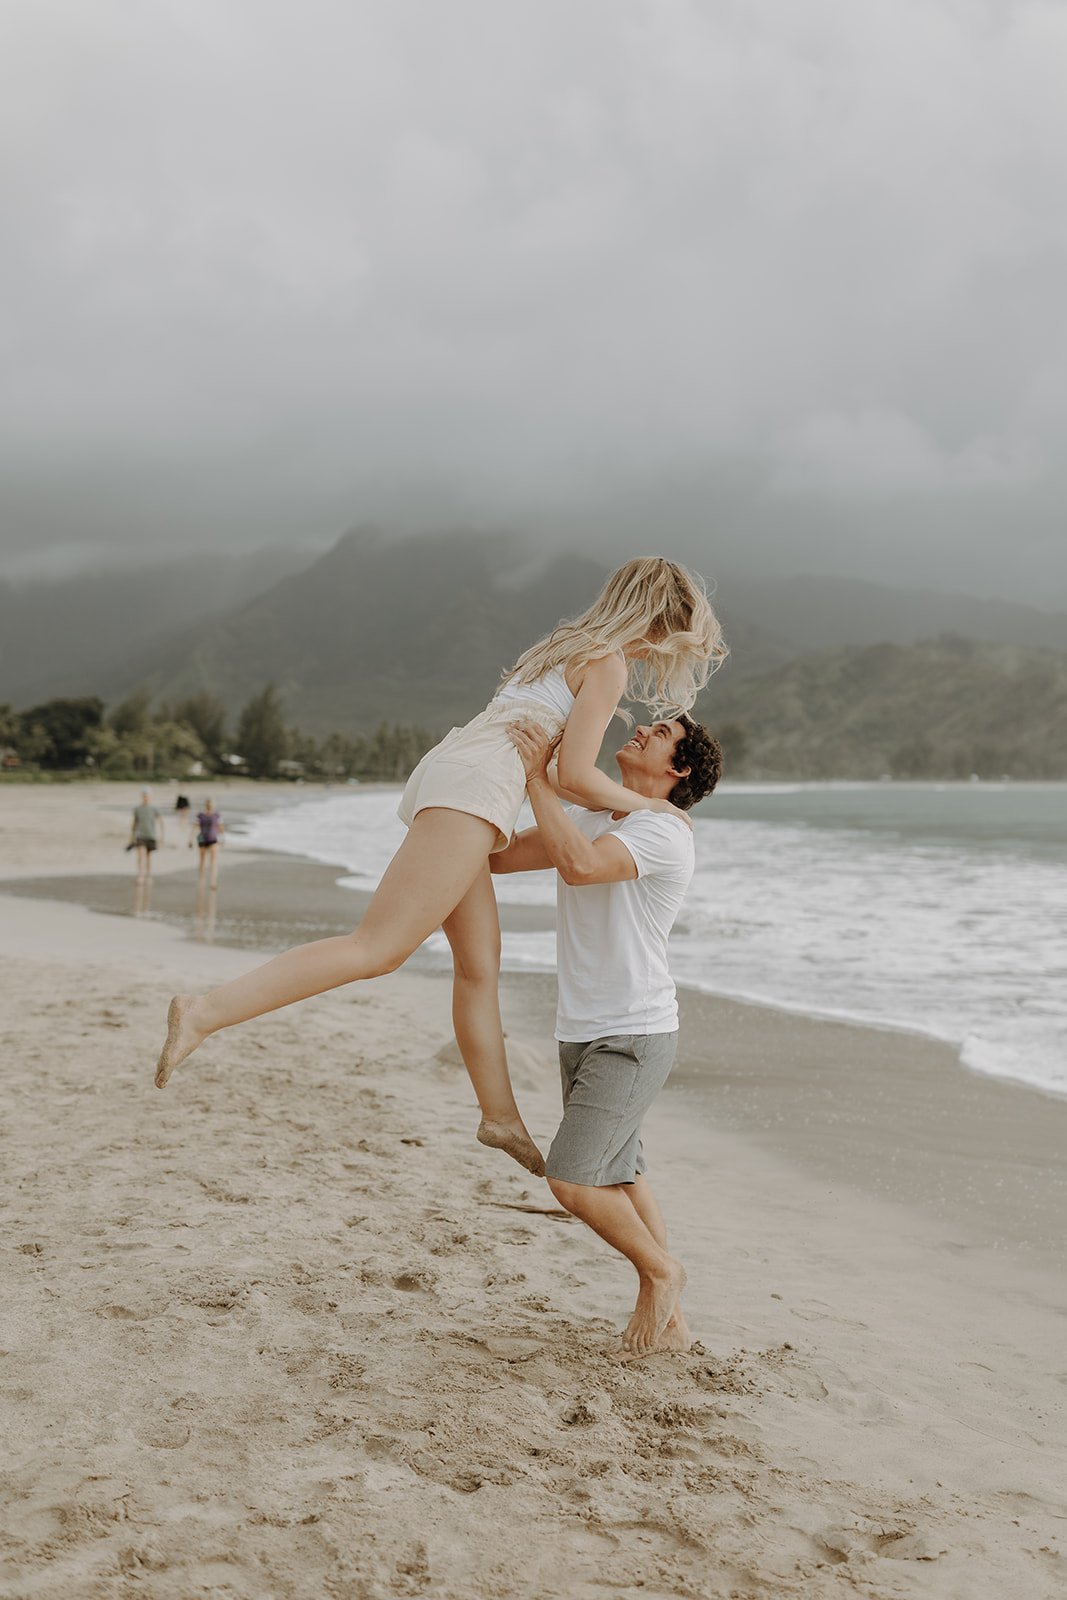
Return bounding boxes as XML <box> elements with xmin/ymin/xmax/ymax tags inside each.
<box><xmin>545</xmin><ymin>1033</ymin><xmax>678</xmax><ymax>1188</ymax></box>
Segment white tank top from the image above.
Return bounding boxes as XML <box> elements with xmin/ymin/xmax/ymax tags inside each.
<box><xmin>494</xmin><ymin>664</ymin><xmax>575</xmax><ymax>720</ymax></box>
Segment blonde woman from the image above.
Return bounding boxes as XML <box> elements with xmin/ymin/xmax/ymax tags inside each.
<box><xmin>155</xmin><ymin>559</ymin><xmax>726</xmax><ymax>1175</ymax></box>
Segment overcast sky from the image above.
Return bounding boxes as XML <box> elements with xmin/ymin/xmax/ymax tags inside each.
<box><xmin>3</xmin><ymin>0</ymin><xmax>1066</xmax><ymax>605</ymax></box>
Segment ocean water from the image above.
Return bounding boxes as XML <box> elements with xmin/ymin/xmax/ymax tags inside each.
<box><xmin>233</xmin><ymin>783</ymin><xmax>1067</xmax><ymax>1099</ymax></box>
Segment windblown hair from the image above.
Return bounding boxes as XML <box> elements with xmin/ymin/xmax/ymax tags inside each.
<box><xmin>502</xmin><ymin>558</ymin><xmax>727</xmax><ymax>718</ymax></box>
<box><xmin>667</xmin><ymin>716</ymin><xmax>723</xmax><ymax>811</ymax></box>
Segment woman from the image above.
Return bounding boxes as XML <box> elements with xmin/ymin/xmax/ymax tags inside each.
<box><xmin>196</xmin><ymin>797</ymin><xmax>224</xmax><ymax>890</ymax></box>
<box><xmin>154</xmin><ymin>558</ymin><xmax>726</xmax><ymax>1175</ymax></box>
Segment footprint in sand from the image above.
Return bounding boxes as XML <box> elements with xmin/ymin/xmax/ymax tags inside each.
<box><xmin>134</xmin><ymin>1418</ymin><xmax>191</xmax><ymax>1450</ymax></box>
<box><xmin>98</xmin><ymin>1289</ymin><xmax>171</xmax><ymax>1320</ymax></box>
<box><xmin>327</xmin><ymin>1354</ymin><xmax>366</xmax><ymax>1391</ymax></box>
<box><xmin>178</xmin><ymin>1278</ymin><xmax>250</xmax><ymax>1313</ymax></box>
<box><xmin>291</xmin><ymin>1289</ymin><xmax>339</xmax><ymax>1314</ymax></box>
<box><xmin>197</xmin><ymin>1178</ymin><xmax>252</xmax><ymax>1204</ymax></box>
<box><xmin>791</xmin><ymin>1298</ymin><xmax>871</xmax><ymax>1332</ymax></box>
<box><xmin>392</xmin><ymin>1268</ymin><xmax>437</xmax><ymax>1293</ymax></box>
<box><xmin>561</xmin><ymin>1394</ymin><xmax>611</xmax><ymax>1426</ymax></box>
<box><xmin>393</xmin><ymin>1542</ymin><xmax>432</xmax><ymax>1590</ymax></box>
<box><xmin>429</xmin><ymin>1230</ymin><xmax>473</xmax><ymax>1257</ymax></box>
<box><xmin>814</xmin><ymin>1516</ymin><xmax>944</xmax><ymax>1565</ymax></box>
<box><xmin>482</xmin><ymin>1335</ymin><xmax>543</xmax><ymax>1364</ymax></box>
<box><xmin>516</xmin><ymin>1294</ymin><xmax>553</xmax><ymax>1313</ymax></box>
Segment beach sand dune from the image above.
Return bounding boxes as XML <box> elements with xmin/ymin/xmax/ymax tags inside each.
<box><xmin>1</xmin><ymin>785</ymin><xmax>1065</xmax><ymax>1598</ymax></box>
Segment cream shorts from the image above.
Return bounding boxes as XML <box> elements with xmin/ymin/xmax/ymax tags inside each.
<box><xmin>397</xmin><ymin>699</ymin><xmax>566</xmax><ymax>852</ymax></box>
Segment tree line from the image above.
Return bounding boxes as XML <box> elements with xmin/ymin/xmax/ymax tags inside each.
<box><xmin>0</xmin><ymin>686</ymin><xmax>433</xmax><ymax>782</ymax></box>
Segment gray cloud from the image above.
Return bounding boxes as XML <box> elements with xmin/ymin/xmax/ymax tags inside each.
<box><xmin>2</xmin><ymin>0</ymin><xmax>1066</xmax><ymax>602</ymax></box>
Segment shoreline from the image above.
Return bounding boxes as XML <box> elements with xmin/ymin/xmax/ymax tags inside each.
<box><xmin>3</xmin><ymin>844</ymin><xmax>1051</xmax><ymax>1101</ymax></box>
<box><xmin>4</xmin><ymin>849</ymin><xmax>1066</xmax><ymax>1263</ymax></box>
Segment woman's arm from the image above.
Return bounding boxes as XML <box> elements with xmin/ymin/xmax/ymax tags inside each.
<box><xmin>554</xmin><ymin>655</ymin><xmax>677</xmax><ymax>815</ymax></box>
<box><xmin>544</xmin><ymin>763</ymin><xmax>591</xmax><ymax>809</ymax></box>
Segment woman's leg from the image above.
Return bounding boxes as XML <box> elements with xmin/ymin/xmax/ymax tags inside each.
<box><xmin>155</xmin><ymin>809</ymin><xmax>498</xmax><ymax>1086</ymax></box>
<box><xmin>442</xmin><ymin>865</ymin><xmax>545</xmax><ymax>1176</ymax></box>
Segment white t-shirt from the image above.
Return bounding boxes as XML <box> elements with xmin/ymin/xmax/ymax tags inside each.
<box><xmin>555</xmin><ymin>807</ymin><xmax>694</xmax><ymax>1042</ymax></box>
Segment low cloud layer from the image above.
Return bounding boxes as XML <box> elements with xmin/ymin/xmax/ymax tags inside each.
<box><xmin>2</xmin><ymin>0</ymin><xmax>1066</xmax><ymax>603</ymax></box>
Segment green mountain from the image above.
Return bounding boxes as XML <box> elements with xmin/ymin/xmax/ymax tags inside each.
<box><xmin>89</xmin><ymin>530</ymin><xmax>608</xmax><ymax>733</ymax></box>
<box><xmin>700</xmin><ymin>637</ymin><xmax>1067</xmax><ymax>779</ymax></box>
<box><xmin>80</xmin><ymin>528</ymin><xmax>789</xmax><ymax>734</ymax></box>
<box><xmin>0</xmin><ymin>546</ymin><xmax>312</xmax><ymax>706</ymax></box>
<box><xmin>8</xmin><ymin>529</ymin><xmax>1065</xmax><ymax>777</ymax></box>
<box><xmin>719</xmin><ymin>573</ymin><xmax>1067</xmax><ymax>655</ymax></box>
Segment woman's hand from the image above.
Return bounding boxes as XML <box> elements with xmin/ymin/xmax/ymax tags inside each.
<box><xmin>506</xmin><ymin>721</ymin><xmax>559</xmax><ymax>783</ymax></box>
<box><xmin>648</xmin><ymin>796</ymin><xmax>693</xmax><ymax>828</ymax></box>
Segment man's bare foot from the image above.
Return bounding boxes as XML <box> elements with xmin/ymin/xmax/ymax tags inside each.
<box><xmin>615</xmin><ymin>1306</ymin><xmax>692</xmax><ymax>1362</ymax></box>
<box><xmin>154</xmin><ymin>994</ymin><xmax>205</xmax><ymax>1088</ymax></box>
<box><xmin>477</xmin><ymin>1118</ymin><xmax>546</xmax><ymax>1177</ymax></box>
<box><xmin>621</xmin><ymin>1256</ymin><xmax>687</xmax><ymax>1355</ymax></box>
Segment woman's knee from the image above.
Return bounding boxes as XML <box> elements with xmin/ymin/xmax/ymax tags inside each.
<box><xmin>346</xmin><ymin>931</ymin><xmax>408</xmax><ymax>980</ymax></box>
<box><xmin>452</xmin><ymin>954</ymin><xmax>501</xmax><ymax>988</ymax></box>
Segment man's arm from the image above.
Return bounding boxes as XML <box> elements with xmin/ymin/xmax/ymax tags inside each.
<box><xmin>507</xmin><ymin>725</ymin><xmax>637</xmax><ymax>887</ymax></box>
<box><xmin>490</xmin><ymin>826</ymin><xmax>554</xmax><ymax>875</ymax></box>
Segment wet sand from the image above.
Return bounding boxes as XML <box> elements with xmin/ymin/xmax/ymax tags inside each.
<box><xmin>7</xmin><ymin>851</ymin><xmax>1065</xmax><ymax>1261</ymax></box>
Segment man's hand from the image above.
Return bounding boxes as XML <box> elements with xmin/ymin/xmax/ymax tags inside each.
<box><xmin>506</xmin><ymin>721</ymin><xmax>559</xmax><ymax>784</ymax></box>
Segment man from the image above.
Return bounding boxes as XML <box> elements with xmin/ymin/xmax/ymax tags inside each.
<box><xmin>492</xmin><ymin>713</ymin><xmax>723</xmax><ymax>1358</ymax></box>
<box><xmin>129</xmin><ymin>788</ymin><xmax>164</xmax><ymax>882</ymax></box>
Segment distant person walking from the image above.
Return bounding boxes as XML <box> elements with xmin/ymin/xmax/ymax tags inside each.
<box><xmin>129</xmin><ymin>789</ymin><xmax>163</xmax><ymax>882</ymax></box>
<box><xmin>154</xmin><ymin>559</ymin><xmax>726</xmax><ymax>1179</ymax></box>
<box><xmin>196</xmin><ymin>798</ymin><xmax>224</xmax><ymax>889</ymax></box>
<box><xmin>174</xmin><ymin>793</ymin><xmax>193</xmax><ymax>846</ymax></box>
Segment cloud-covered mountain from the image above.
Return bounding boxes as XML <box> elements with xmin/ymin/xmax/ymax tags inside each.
<box><xmin>6</xmin><ymin>530</ymin><xmax>1067</xmax><ymax>758</ymax></box>
<box><xmin>704</xmin><ymin>637</ymin><xmax>1067</xmax><ymax>779</ymax></box>
<box><xmin>0</xmin><ymin>546</ymin><xmax>311</xmax><ymax>708</ymax></box>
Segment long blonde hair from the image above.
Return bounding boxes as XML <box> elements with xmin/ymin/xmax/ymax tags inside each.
<box><xmin>503</xmin><ymin>557</ymin><xmax>727</xmax><ymax>717</ymax></box>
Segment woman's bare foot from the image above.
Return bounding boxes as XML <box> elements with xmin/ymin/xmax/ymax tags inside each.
<box><xmin>621</xmin><ymin>1256</ymin><xmax>687</xmax><ymax>1355</ymax></box>
<box><xmin>476</xmin><ymin>1118</ymin><xmax>546</xmax><ymax>1177</ymax></box>
<box><xmin>154</xmin><ymin>995</ymin><xmax>205</xmax><ymax>1088</ymax></box>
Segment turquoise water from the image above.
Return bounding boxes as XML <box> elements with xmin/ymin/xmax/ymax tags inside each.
<box><xmin>699</xmin><ymin>781</ymin><xmax>1067</xmax><ymax>863</ymax></box>
<box><xmin>236</xmin><ymin>782</ymin><xmax>1067</xmax><ymax>1098</ymax></box>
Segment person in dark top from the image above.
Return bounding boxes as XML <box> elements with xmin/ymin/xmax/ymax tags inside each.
<box><xmin>175</xmin><ymin>793</ymin><xmax>193</xmax><ymax>847</ymax></box>
<box><xmin>196</xmin><ymin>798</ymin><xmax>224</xmax><ymax>889</ymax></box>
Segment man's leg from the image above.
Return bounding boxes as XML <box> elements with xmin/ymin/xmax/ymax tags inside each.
<box><xmin>547</xmin><ymin>1176</ymin><xmax>686</xmax><ymax>1355</ymax></box>
<box><xmin>625</xmin><ymin>1175</ymin><xmax>691</xmax><ymax>1353</ymax></box>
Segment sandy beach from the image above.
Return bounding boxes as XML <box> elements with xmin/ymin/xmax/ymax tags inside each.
<box><xmin>2</xmin><ymin>783</ymin><xmax>1065</xmax><ymax>1599</ymax></box>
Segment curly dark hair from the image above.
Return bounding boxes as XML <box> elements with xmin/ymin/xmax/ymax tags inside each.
<box><xmin>667</xmin><ymin>715</ymin><xmax>723</xmax><ymax>810</ymax></box>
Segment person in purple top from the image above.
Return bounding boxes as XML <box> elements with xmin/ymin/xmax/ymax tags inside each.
<box><xmin>196</xmin><ymin>797</ymin><xmax>224</xmax><ymax>890</ymax></box>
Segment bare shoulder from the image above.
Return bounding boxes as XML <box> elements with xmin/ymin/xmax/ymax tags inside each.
<box><xmin>566</xmin><ymin>650</ymin><xmax>627</xmax><ymax>699</ymax></box>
